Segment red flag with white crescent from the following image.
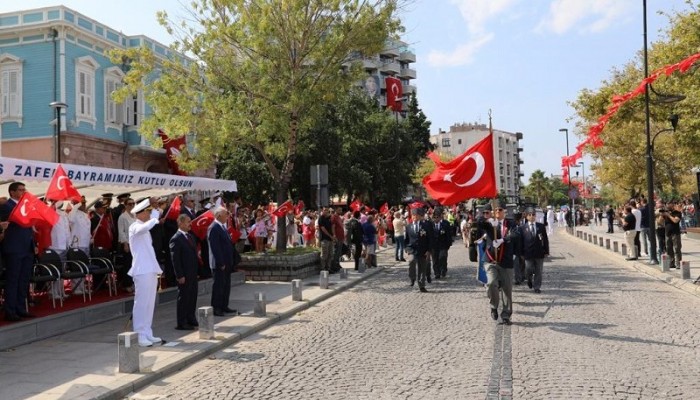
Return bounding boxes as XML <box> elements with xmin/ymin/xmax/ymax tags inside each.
<box><xmin>350</xmin><ymin>199</ymin><xmax>363</xmax><ymax>212</ymax></box>
<box><xmin>190</xmin><ymin>210</ymin><xmax>215</xmax><ymax>240</ymax></box>
<box><xmin>422</xmin><ymin>133</ymin><xmax>497</xmax><ymax>205</ymax></box>
<box><xmin>9</xmin><ymin>192</ymin><xmax>59</xmax><ymax>228</ymax></box>
<box><xmin>158</xmin><ymin>129</ymin><xmax>188</xmax><ymax>176</ymax></box>
<box><xmin>165</xmin><ymin>196</ymin><xmax>182</xmax><ymax>220</ymax></box>
<box><xmin>273</xmin><ymin>200</ymin><xmax>293</xmax><ymax>217</ymax></box>
<box><xmin>45</xmin><ymin>164</ymin><xmax>81</xmax><ymax>203</ymax></box>
<box><xmin>385</xmin><ymin>76</ymin><xmax>403</xmax><ymax>112</ymax></box>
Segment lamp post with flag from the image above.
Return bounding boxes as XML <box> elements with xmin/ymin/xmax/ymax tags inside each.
<box><xmin>559</xmin><ymin>128</ymin><xmax>575</xmax><ymax>229</ymax></box>
<box><xmin>49</xmin><ymin>101</ymin><xmax>68</xmax><ymax>163</ymax></box>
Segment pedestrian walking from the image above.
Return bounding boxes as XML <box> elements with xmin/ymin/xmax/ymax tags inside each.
<box><xmin>484</xmin><ymin>203</ymin><xmax>519</xmax><ymax>325</ymax></box>
<box><xmin>430</xmin><ymin>207</ymin><xmax>453</xmax><ymax>279</ymax></box>
<box><xmin>621</xmin><ymin>206</ymin><xmax>637</xmax><ymax>261</ymax></box>
<box><xmin>405</xmin><ymin>207</ymin><xmax>434</xmax><ymax>292</ymax></box>
<box><xmin>521</xmin><ymin>208</ymin><xmax>549</xmax><ymax>294</ymax></box>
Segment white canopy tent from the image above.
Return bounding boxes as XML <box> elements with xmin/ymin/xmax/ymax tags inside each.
<box><xmin>0</xmin><ymin>157</ymin><xmax>237</xmax><ymax>204</ymax></box>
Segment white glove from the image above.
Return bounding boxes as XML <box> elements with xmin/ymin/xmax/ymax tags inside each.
<box><xmin>492</xmin><ymin>238</ymin><xmax>504</xmax><ymax>249</ymax></box>
<box><xmin>490</xmin><ymin>219</ymin><xmax>499</xmax><ymax>227</ymax></box>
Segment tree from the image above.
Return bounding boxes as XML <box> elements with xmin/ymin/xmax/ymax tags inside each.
<box><xmin>110</xmin><ymin>0</ymin><xmax>403</xmax><ymax>250</ymax></box>
<box><xmin>522</xmin><ymin>170</ymin><xmax>551</xmax><ymax>208</ymax></box>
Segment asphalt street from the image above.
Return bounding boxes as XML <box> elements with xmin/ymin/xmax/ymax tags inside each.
<box><xmin>127</xmin><ymin>230</ymin><xmax>700</xmax><ymax>400</ymax></box>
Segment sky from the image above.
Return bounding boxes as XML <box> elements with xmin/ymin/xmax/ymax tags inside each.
<box><xmin>1</xmin><ymin>0</ymin><xmax>693</xmax><ymax>183</ymax></box>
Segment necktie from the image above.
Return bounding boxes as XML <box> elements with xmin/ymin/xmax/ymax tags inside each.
<box><xmin>530</xmin><ymin>223</ymin><xmax>535</xmax><ymax>235</ymax></box>
<box><xmin>415</xmin><ymin>222</ymin><xmax>419</xmax><ymax>233</ymax></box>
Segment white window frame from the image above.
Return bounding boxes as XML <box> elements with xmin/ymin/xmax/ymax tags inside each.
<box><xmin>75</xmin><ymin>56</ymin><xmax>99</xmax><ymax>128</ymax></box>
<box><xmin>0</xmin><ymin>53</ymin><xmax>23</xmax><ymax>127</ymax></box>
<box><xmin>103</xmin><ymin>66</ymin><xmax>126</xmax><ymax>132</ymax></box>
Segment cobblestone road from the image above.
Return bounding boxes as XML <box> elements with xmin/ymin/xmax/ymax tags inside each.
<box><xmin>128</xmin><ymin>231</ymin><xmax>700</xmax><ymax>400</ymax></box>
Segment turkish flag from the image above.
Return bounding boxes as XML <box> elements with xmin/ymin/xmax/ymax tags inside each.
<box><xmin>45</xmin><ymin>165</ymin><xmax>82</xmax><ymax>203</ymax></box>
<box><xmin>350</xmin><ymin>199</ymin><xmax>363</xmax><ymax>212</ymax></box>
<box><xmin>379</xmin><ymin>202</ymin><xmax>389</xmax><ymax>215</ymax></box>
<box><xmin>294</xmin><ymin>200</ymin><xmax>305</xmax><ymax>215</ymax></box>
<box><xmin>385</xmin><ymin>76</ymin><xmax>403</xmax><ymax>112</ymax></box>
<box><xmin>9</xmin><ymin>192</ymin><xmax>59</xmax><ymax>228</ymax></box>
<box><xmin>158</xmin><ymin>129</ymin><xmax>188</xmax><ymax>176</ymax></box>
<box><xmin>92</xmin><ymin>213</ymin><xmax>113</xmax><ymax>250</ymax></box>
<box><xmin>409</xmin><ymin>201</ymin><xmax>426</xmax><ymax>209</ymax></box>
<box><xmin>190</xmin><ymin>210</ymin><xmax>214</xmax><ymax>240</ymax></box>
<box><xmin>165</xmin><ymin>196</ymin><xmax>182</xmax><ymax>220</ymax></box>
<box><xmin>273</xmin><ymin>200</ymin><xmax>293</xmax><ymax>217</ymax></box>
<box><xmin>227</xmin><ymin>214</ymin><xmax>241</xmax><ymax>243</ymax></box>
<box><xmin>422</xmin><ymin>133</ymin><xmax>497</xmax><ymax>205</ymax></box>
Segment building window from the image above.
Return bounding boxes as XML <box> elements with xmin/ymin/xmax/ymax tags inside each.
<box><xmin>0</xmin><ymin>53</ymin><xmax>23</xmax><ymax>126</ymax></box>
<box><xmin>75</xmin><ymin>56</ymin><xmax>99</xmax><ymax>127</ymax></box>
<box><xmin>441</xmin><ymin>138</ymin><xmax>450</xmax><ymax>147</ymax></box>
<box><xmin>104</xmin><ymin>67</ymin><xmax>126</xmax><ymax>132</ymax></box>
<box><xmin>457</xmin><ymin>139</ymin><xmax>462</xmax><ymax>145</ymax></box>
<box><xmin>128</xmin><ymin>90</ymin><xmax>142</xmax><ymax>129</ymax></box>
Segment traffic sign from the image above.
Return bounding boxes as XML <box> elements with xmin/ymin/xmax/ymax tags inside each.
<box><xmin>568</xmin><ymin>188</ymin><xmax>579</xmax><ymax>200</ymax></box>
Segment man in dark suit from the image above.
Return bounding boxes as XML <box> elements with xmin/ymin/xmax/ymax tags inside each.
<box><xmin>430</xmin><ymin>207</ymin><xmax>453</xmax><ymax>279</ymax></box>
<box><xmin>180</xmin><ymin>197</ymin><xmax>197</xmax><ymax>220</ymax></box>
<box><xmin>521</xmin><ymin>207</ymin><xmax>549</xmax><ymax>294</ymax></box>
<box><xmin>485</xmin><ymin>203</ymin><xmax>519</xmax><ymax>325</ymax></box>
<box><xmin>169</xmin><ymin>214</ymin><xmax>199</xmax><ymax>330</ymax></box>
<box><xmin>208</xmin><ymin>206</ymin><xmax>239</xmax><ymax>316</ymax></box>
<box><xmin>0</xmin><ymin>182</ymin><xmax>37</xmax><ymax>321</ymax></box>
<box><xmin>405</xmin><ymin>207</ymin><xmax>434</xmax><ymax>293</ymax></box>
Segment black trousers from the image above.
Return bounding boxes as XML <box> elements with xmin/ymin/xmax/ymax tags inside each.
<box><xmin>352</xmin><ymin>242</ymin><xmax>363</xmax><ymax>270</ymax></box>
<box><xmin>211</xmin><ymin>267</ymin><xmax>231</xmax><ymax>311</ymax></box>
<box><xmin>177</xmin><ymin>274</ymin><xmax>198</xmax><ymax>326</ymax></box>
<box><xmin>634</xmin><ymin>231</ymin><xmax>641</xmax><ymax>257</ymax></box>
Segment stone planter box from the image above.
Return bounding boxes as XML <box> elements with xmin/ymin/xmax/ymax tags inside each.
<box><xmin>237</xmin><ymin>251</ymin><xmax>321</xmax><ymax>281</ymax></box>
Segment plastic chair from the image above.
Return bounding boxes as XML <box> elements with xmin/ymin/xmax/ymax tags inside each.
<box><xmin>30</xmin><ymin>259</ymin><xmax>62</xmax><ymax>308</ymax></box>
<box><xmin>91</xmin><ymin>247</ymin><xmax>117</xmax><ymax>294</ymax></box>
<box><xmin>38</xmin><ymin>249</ymin><xmax>90</xmax><ymax>303</ymax></box>
<box><xmin>67</xmin><ymin>248</ymin><xmax>115</xmax><ymax>297</ymax></box>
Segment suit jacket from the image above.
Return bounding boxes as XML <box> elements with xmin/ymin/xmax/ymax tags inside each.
<box><xmin>0</xmin><ymin>198</ymin><xmax>35</xmax><ymax>255</ymax></box>
<box><xmin>483</xmin><ymin>218</ymin><xmax>518</xmax><ymax>269</ymax></box>
<box><xmin>521</xmin><ymin>221</ymin><xmax>549</xmax><ymax>260</ymax></box>
<box><xmin>181</xmin><ymin>207</ymin><xmax>196</xmax><ymax>220</ymax></box>
<box><xmin>405</xmin><ymin>219</ymin><xmax>435</xmax><ymax>257</ymax></box>
<box><xmin>169</xmin><ymin>230</ymin><xmax>199</xmax><ymax>279</ymax></box>
<box><xmin>208</xmin><ymin>222</ymin><xmax>234</xmax><ymax>271</ymax></box>
<box><xmin>431</xmin><ymin>219</ymin><xmax>453</xmax><ymax>250</ymax></box>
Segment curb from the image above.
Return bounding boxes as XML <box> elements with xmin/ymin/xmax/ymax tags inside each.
<box><xmin>98</xmin><ymin>266</ymin><xmax>385</xmax><ymax>400</ymax></box>
<box><xmin>562</xmin><ymin>231</ymin><xmax>700</xmax><ymax>298</ymax></box>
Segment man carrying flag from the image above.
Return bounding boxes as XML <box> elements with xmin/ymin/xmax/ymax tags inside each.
<box><xmin>1</xmin><ymin>183</ymin><xmax>39</xmax><ymax>321</ymax></box>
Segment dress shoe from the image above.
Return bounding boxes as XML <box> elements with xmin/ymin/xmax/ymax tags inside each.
<box><xmin>4</xmin><ymin>313</ymin><xmax>21</xmax><ymax>322</ymax></box>
<box><xmin>400</xmin><ymin>258</ymin><xmax>406</xmax><ymax>262</ymax></box>
<box><xmin>147</xmin><ymin>336</ymin><xmax>162</xmax><ymax>343</ymax></box>
<box><xmin>419</xmin><ymin>287</ymin><xmax>428</xmax><ymax>293</ymax></box>
<box><xmin>175</xmin><ymin>325</ymin><xmax>195</xmax><ymax>331</ymax></box>
<box><xmin>501</xmin><ymin>318</ymin><xmax>512</xmax><ymax>325</ymax></box>
<box><xmin>213</xmin><ymin>309</ymin><xmax>225</xmax><ymax>316</ymax></box>
<box><xmin>138</xmin><ymin>340</ymin><xmax>153</xmax><ymax>347</ymax></box>
<box><xmin>527</xmin><ymin>277</ymin><xmax>533</xmax><ymax>289</ymax></box>
<box><xmin>188</xmin><ymin>321</ymin><xmax>199</xmax><ymax>327</ymax></box>
<box><xmin>223</xmin><ymin>307</ymin><xmax>238</xmax><ymax>314</ymax></box>
<box><xmin>490</xmin><ymin>309</ymin><xmax>498</xmax><ymax>321</ymax></box>
<box><xmin>410</xmin><ymin>279</ymin><xmax>415</xmax><ymax>287</ymax></box>
<box><xmin>625</xmin><ymin>257</ymin><xmax>638</xmax><ymax>261</ymax></box>
<box><xmin>534</xmin><ymin>289</ymin><xmax>541</xmax><ymax>294</ymax></box>
<box><xmin>426</xmin><ymin>276</ymin><xmax>432</xmax><ymax>284</ymax></box>
<box><xmin>17</xmin><ymin>311</ymin><xmax>36</xmax><ymax>318</ymax></box>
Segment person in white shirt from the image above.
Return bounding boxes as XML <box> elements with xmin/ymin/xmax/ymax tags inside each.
<box><xmin>630</xmin><ymin>200</ymin><xmax>642</xmax><ymax>258</ymax></box>
<box><xmin>129</xmin><ymin>198</ymin><xmax>163</xmax><ymax>347</ymax></box>
<box><xmin>68</xmin><ymin>201</ymin><xmax>91</xmax><ymax>294</ymax></box>
<box><xmin>546</xmin><ymin>206</ymin><xmax>555</xmax><ymax>235</ymax></box>
<box><xmin>49</xmin><ymin>201</ymin><xmax>71</xmax><ymax>299</ymax></box>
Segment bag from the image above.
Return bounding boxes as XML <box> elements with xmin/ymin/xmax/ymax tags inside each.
<box><xmin>469</xmin><ymin>244</ymin><xmax>477</xmax><ymax>262</ymax></box>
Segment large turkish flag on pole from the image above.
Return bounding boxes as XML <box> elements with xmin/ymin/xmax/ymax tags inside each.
<box><xmin>422</xmin><ymin>133</ymin><xmax>497</xmax><ymax>205</ymax></box>
<box><xmin>158</xmin><ymin>129</ymin><xmax>188</xmax><ymax>176</ymax></box>
<box><xmin>45</xmin><ymin>164</ymin><xmax>82</xmax><ymax>202</ymax></box>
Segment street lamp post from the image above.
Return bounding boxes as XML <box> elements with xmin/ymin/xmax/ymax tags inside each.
<box><xmin>559</xmin><ymin>128</ymin><xmax>575</xmax><ymax>230</ymax></box>
<box><xmin>49</xmin><ymin>101</ymin><xmax>68</xmax><ymax>163</ymax></box>
<box><xmin>577</xmin><ymin>161</ymin><xmax>586</xmax><ymax>209</ymax></box>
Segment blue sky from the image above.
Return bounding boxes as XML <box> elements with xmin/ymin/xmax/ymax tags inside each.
<box><xmin>1</xmin><ymin>0</ymin><xmax>692</xmax><ymax>182</ymax></box>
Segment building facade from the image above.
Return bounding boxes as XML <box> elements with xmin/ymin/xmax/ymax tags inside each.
<box><xmin>358</xmin><ymin>38</ymin><xmax>416</xmax><ymax>111</ymax></box>
<box><xmin>0</xmin><ymin>6</ymin><xmax>171</xmax><ymax>172</ymax></box>
<box><xmin>429</xmin><ymin>122</ymin><xmax>524</xmax><ymax>201</ymax></box>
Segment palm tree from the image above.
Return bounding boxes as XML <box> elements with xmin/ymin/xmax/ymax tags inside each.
<box><xmin>528</xmin><ymin>170</ymin><xmax>551</xmax><ymax>208</ymax></box>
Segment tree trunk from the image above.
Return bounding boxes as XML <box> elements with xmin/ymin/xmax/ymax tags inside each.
<box><xmin>275</xmin><ymin>186</ymin><xmax>287</xmax><ymax>252</ymax></box>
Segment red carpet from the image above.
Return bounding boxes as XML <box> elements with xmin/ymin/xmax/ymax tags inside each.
<box><xmin>0</xmin><ymin>286</ymin><xmax>134</xmax><ymax>328</ymax></box>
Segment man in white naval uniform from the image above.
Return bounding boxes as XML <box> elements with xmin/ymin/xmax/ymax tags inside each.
<box><xmin>129</xmin><ymin>198</ymin><xmax>163</xmax><ymax>347</ymax></box>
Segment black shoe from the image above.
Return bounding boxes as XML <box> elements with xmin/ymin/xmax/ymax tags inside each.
<box><xmin>410</xmin><ymin>279</ymin><xmax>415</xmax><ymax>287</ymax></box>
<box><xmin>223</xmin><ymin>307</ymin><xmax>238</xmax><ymax>314</ymax></box>
<box><xmin>396</xmin><ymin>257</ymin><xmax>400</xmax><ymax>261</ymax></box>
<box><xmin>213</xmin><ymin>309</ymin><xmax>225</xmax><ymax>317</ymax></box>
<box><xmin>419</xmin><ymin>287</ymin><xmax>428</xmax><ymax>293</ymax></box>
<box><xmin>534</xmin><ymin>289</ymin><xmax>541</xmax><ymax>294</ymax></box>
<box><xmin>427</xmin><ymin>276</ymin><xmax>432</xmax><ymax>284</ymax></box>
<box><xmin>188</xmin><ymin>321</ymin><xmax>199</xmax><ymax>327</ymax></box>
<box><xmin>400</xmin><ymin>258</ymin><xmax>406</xmax><ymax>262</ymax></box>
<box><xmin>17</xmin><ymin>311</ymin><xmax>36</xmax><ymax>318</ymax></box>
<box><xmin>625</xmin><ymin>257</ymin><xmax>638</xmax><ymax>261</ymax></box>
<box><xmin>175</xmin><ymin>324</ymin><xmax>195</xmax><ymax>331</ymax></box>
<box><xmin>501</xmin><ymin>318</ymin><xmax>512</xmax><ymax>325</ymax></box>
<box><xmin>527</xmin><ymin>277</ymin><xmax>533</xmax><ymax>289</ymax></box>
<box><xmin>490</xmin><ymin>309</ymin><xmax>498</xmax><ymax>321</ymax></box>
<box><xmin>514</xmin><ymin>280</ymin><xmax>522</xmax><ymax>285</ymax></box>
<box><xmin>4</xmin><ymin>313</ymin><xmax>21</xmax><ymax>322</ymax></box>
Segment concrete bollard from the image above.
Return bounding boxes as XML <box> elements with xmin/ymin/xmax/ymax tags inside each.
<box><xmin>593</xmin><ymin>236</ymin><xmax>598</xmax><ymax>245</ymax></box>
<box><xmin>339</xmin><ymin>268</ymin><xmax>348</xmax><ymax>279</ymax></box>
<box><xmin>588</xmin><ymin>234</ymin><xmax>593</xmax><ymax>243</ymax></box>
<box><xmin>118</xmin><ymin>332</ymin><xmax>139</xmax><ymax>373</ymax></box>
<box><xmin>681</xmin><ymin>261</ymin><xmax>691</xmax><ymax>279</ymax></box>
<box><xmin>253</xmin><ymin>292</ymin><xmax>266</xmax><ymax>317</ymax></box>
<box><xmin>606</xmin><ymin>238</ymin><xmax>611</xmax><ymax>250</ymax></box>
<box><xmin>621</xmin><ymin>243</ymin><xmax>627</xmax><ymax>256</ymax></box>
<box><xmin>613</xmin><ymin>241</ymin><xmax>619</xmax><ymax>253</ymax></box>
<box><xmin>661</xmin><ymin>254</ymin><xmax>670</xmax><ymax>272</ymax></box>
<box><xmin>319</xmin><ymin>270</ymin><xmax>329</xmax><ymax>289</ymax></box>
<box><xmin>599</xmin><ymin>237</ymin><xmax>604</xmax><ymax>248</ymax></box>
<box><xmin>198</xmin><ymin>306</ymin><xmax>215</xmax><ymax>339</ymax></box>
<box><xmin>291</xmin><ymin>279</ymin><xmax>303</xmax><ymax>301</ymax></box>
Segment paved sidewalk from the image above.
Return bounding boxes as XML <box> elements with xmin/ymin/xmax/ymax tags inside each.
<box><xmin>0</xmin><ymin>247</ymin><xmax>399</xmax><ymax>400</ymax></box>
<box><xmin>560</xmin><ymin>223</ymin><xmax>700</xmax><ymax>297</ymax></box>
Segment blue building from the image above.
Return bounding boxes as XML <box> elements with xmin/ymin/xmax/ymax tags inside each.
<box><xmin>0</xmin><ymin>5</ymin><xmax>172</xmax><ymax>172</ymax></box>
